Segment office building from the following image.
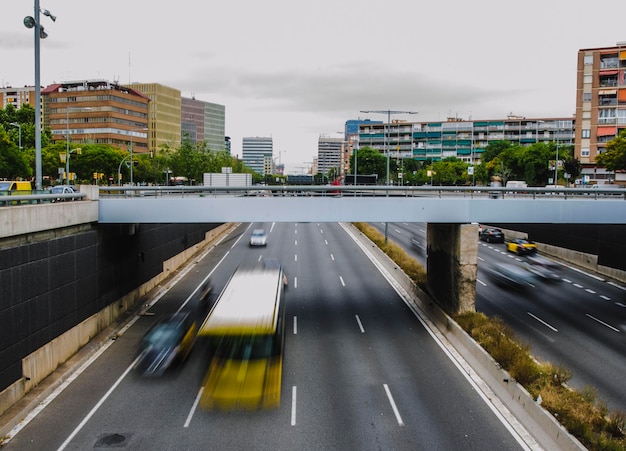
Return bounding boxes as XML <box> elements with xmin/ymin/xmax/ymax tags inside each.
<box><xmin>126</xmin><ymin>83</ymin><xmax>181</xmax><ymax>152</ymax></box>
<box><xmin>317</xmin><ymin>136</ymin><xmax>344</xmax><ymax>178</ymax></box>
<box><xmin>42</xmin><ymin>80</ymin><xmax>150</xmax><ymax>153</ymax></box>
<box><xmin>181</xmin><ymin>96</ymin><xmax>226</xmax><ymax>152</ymax></box>
<box><xmin>575</xmin><ymin>42</ymin><xmax>626</xmax><ymax>183</ymax></box>
<box><xmin>242</xmin><ymin>137</ymin><xmax>273</xmax><ymax>175</ymax></box>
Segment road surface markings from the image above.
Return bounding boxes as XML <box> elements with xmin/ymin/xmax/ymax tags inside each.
<box><xmin>573</xmin><ymin>283</ymin><xmax>583</xmax><ymax>289</ymax></box>
<box><xmin>294</xmin><ymin>276</ymin><xmax>298</xmax><ymax>288</ymax></box>
<box><xmin>291</xmin><ymin>386</ymin><xmax>297</xmax><ymax>426</ymax></box>
<box><xmin>586</xmin><ymin>314</ymin><xmax>620</xmax><ymax>332</ymax></box>
<box><xmin>184</xmin><ymin>387</ymin><xmax>204</xmax><ymax>428</ymax></box>
<box><xmin>295</xmin><ymin>240</ymin><xmax>298</xmax><ymax>246</ymax></box>
<box><xmin>330</xmin><ymin>253</ymin><xmax>335</xmax><ymax>261</ymax></box>
<box><xmin>615</xmin><ymin>302</ymin><xmax>626</xmax><ymax>308</ymax></box>
<box><xmin>325</xmin><ymin>239</ymin><xmax>328</xmax><ymax>245</ymax></box>
<box><xmin>600</xmin><ymin>295</ymin><xmax>611</xmax><ymax>301</ymax></box>
<box><xmin>383</xmin><ymin>384</ymin><xmax>404</xmax><ymax>426</ymax></box>
<box><xmin>339</xmin><ymin>276</ymin><xmax>346</xmax><ymax>287</ymax></box>
<box><xmin>294</xmin><ymin>254</ymin><xmax>298</xmax><ymax>262</ymax></box>
<box><xmin>394</xmin><ymin>228</ymin><xmax>402</xmax><ymax>234</ymax></box>
<box><xmin>608</xmin><ymin>281</ymin><xmax>626</xmax><ymax>291</ymax></box>
<box><xmin>527</xmin><ymin>312</ymin><xmax>558</xmax><ymax>332</ymax></box>
<box><xmin>293</xmin><ymin>316</ymin><xmax>298</xmax><ymax>335</ymax></box>
<box><xmin>355</xmin><ymin>315</ymin><xmax>365</xmax><ymax>333</ymax></box>
<box><xmin>585</xmin><ymin>289</ymin><xmax>596</xmax><ymax>294</ymax></box>
<box><xmin>477</xmin><ymin>278</ymin><xmax>487</xmax><ymax>287</ymax></box>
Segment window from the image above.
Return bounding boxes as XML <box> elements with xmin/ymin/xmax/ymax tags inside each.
<box><xmin>583</xmin><ymin>92</ymin><xmax>592</xmax><ymax>102</ymax></box>
<box><xmin>584</xmin><ymin>55</ymin><xmax>593</xmax><ymax>65</ymax></box>
<box><xmin>584</xmin><ymin>75</ymin><xmax>592</xmax><ymax>84</ymax></box>
<box><xmin>581</xmin><ymin>148</ymin><xmax>590</xmax><ymax>157</ymax></box>
<box><xmin>581</xmin><ymin>129</ymin><xmax>590</xmax><ymax>139</ymax></box>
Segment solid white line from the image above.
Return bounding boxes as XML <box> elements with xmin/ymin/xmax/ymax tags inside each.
<box><xmin>608</xmin><ymin>281</ymin><xmax>626</xmax><ymax>291</ymax></box>
<box><xmin>355</xmin><ymin>315</ymin><xmax>365</xmax><ymax>333</ymax></box>
<box><xmin>586</xmin><ymin>314</ymin><xmax>620</xmax><ymax>332</ymax></box>
<box><xmin>57</xmin><ymin>356</ymin><xmax>140</xmax><ymax>451</ymax></box>
<box><xmin>184</xmin><ymin>387</ymin><xmax>204</xmax><ymax>428</ymax></box>
<box><xmin>383</xmin><ymin>384</ymin><xmax>404</xmax><ymax>426</ymax></box>
<box><xmin>527</xmin><ymin>312</ymin><xmax>558</xmax><ymax>332</ymax></box>
<box><xmin>562</xmin><ymin>263</ymin><xmax>605</xmax><ymax>281</ymax></box>
<box><xmin>339</xmin><ymin>276</ymin><xmax>345</xmax><ymax>287</ymax></box>
<box><xmin>291</xmin><ymin>386</ymin><xmax>297</xmax><ymax>426</ymax></box>
<box><xmin>293</xmin><ymin>316</ymin><xmax>298</xmax><ymax>335</ymax></box>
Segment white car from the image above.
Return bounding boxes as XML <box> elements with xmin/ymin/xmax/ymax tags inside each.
<box><xmin>249</xmin><ymin>229</ymin><xmax>267</xmax><ymax>247</ymax></box>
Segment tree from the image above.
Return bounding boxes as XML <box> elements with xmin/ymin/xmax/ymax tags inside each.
<box><xmin>348</xmin><ymin>146</ymin><xmax>387</xmax><ymax>183</ymax></box>
<box><xmin>0</xmin><ymin>127</ymin><xmax>30</xmax><ymax>179</ymax></box>
<box><xmin>596</xmin><ymin>130</ymin><xmax>626</xmax><ymax>172</ymax></box>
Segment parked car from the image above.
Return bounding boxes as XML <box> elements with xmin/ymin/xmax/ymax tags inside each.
<box><xmin>249</xmin><ymin>228</ymin><xmax>268</xmax><ymax>247</ymax></box>
<box><xmin>134</xmin><ymin>312</ymin><xmax>197</xmax><ymax>376</ymax></box>
<box><xmin>50</xmin><ymin>185</ymin><xmax>78</xmax><ymax>194</ymax></box>
<box><xmin>479</xmin><ymin>228</ymin><xmax>504</xmax><ymax>243</ymax></box>
<box><xmin>507</xmin><ymin>238</ymin><xmax>537</xmax><ymax>255</ymax></box>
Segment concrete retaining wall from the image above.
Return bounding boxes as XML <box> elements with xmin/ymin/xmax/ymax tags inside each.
<box><xmin>0</xmin><ymin>223</ymin><xmax>235</xmax><ymax>419</ymax></box>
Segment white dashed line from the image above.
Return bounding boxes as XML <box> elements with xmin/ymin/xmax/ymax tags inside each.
<box><xmin>355</xmin><ymin>315</ymin><xmax>365</xmax><ymax>333</ymax></box>
<box><xmin>339</xmin><ymin>276</ymin><xmax>346</xmax><ymax>287</ymax></box>
<box><xmin>586</xmin><ymin>314</ymin><xmax>620</xmax><ymax>332</ymax></box>
<box><xmin>383</xmin><ymin>384</ymin><xmax>404</xmax><ymax>426</ymax></box>
<box><xmin>527</xmin><ymin>312</ymin><xmax>558</xmax><ymax>332</ymax></box>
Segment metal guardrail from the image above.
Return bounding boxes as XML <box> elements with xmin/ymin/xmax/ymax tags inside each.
<box><xmin>97</xmin><ymin>185</ymin><xmax>626</xmax><ymax>200</ymax></box>
<box><xmin>0</xmin><ymin>192</ymin><xmax>86</xmax><ymax>206</ymax></box>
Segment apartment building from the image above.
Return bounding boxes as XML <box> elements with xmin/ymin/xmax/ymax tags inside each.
<box><xmin>575</xmin><ymin>42</ymin><xmax>626</xmax><ymax>183</ymax></box>
<box><xmin>0</xmin><ymin>86</ymin><xmax>37</xmax><ymax>110</ymax></box>
<box><xmin>42</xmin><ymin>80</ymin><xmax>150</xmax><ymax>153</ymax></box>
<box><xmin>317</xmin><ymin>136</ymin><xmax>344</xmax><ymax>178</ymax></box>
<box><xmin>242</xmin><ymin>137</ymin><xmax>273</xmax><ymax>175</ymax></box>
<box><xmin>358</xmin><ymin>116</ymin><xmax>575</xmax><ymax>165</ymax></box>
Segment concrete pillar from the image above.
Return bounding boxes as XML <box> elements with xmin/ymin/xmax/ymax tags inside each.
<box><xmin>426</xmin><ymin>223</ymin><xmax>478</xmax><ymax>314</ymax></box>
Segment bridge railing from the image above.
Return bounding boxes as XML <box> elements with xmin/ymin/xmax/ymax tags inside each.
<box><xmin>97</xmin><ymin>185</ymin><xmax>626</xmax><ymax>200</ymax></box>
<box><xmin>0</xmin><ymin>191</ymin><xmax>87</xmax><ymax>206</ymax></box>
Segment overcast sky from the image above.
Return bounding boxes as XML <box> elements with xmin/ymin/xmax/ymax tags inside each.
<box><xmin>2</xmin><ymin>1</ymin><xmax>625</xmax><ymax>173</ymax></box>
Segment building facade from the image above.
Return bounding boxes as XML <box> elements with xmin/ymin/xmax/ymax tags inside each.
<box><xmin>0</xmin><ymin>86</ymin><xmax>37</xmax><ymax>110</ymax></box>
<box><xmin>575</xmin><ymin>43</ymin><xmax>626</xmax><ymax>183</ymax></box>
<box><xmin>358</xmin><ymin>115</ymin><xmax>575</xmax><ymax>166</ymax></box>
<box><xmin>126</xmin><ymin>83</ymin><xmax>181</xmax><ymax>153</ymax></box>
<box><xmin>242</xmin><ymin>137</ymin><xmax>273</xmax><ymax>175</ymax></box>
<box><xmin>42</xmin><ymin>80</ymin><xmax>150</xmax><ymax>153</ymax></box>
<box><xmin>317</xmin><ymin>136</ymin><xmax>344</xmax><ymax>178</ymax></box>
<box><xmin>181</xmin><ymin>97</ymin><xmax>226</xmax><ymax>152</ymax></box>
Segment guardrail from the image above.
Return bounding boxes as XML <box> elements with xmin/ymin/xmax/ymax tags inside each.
<box><xmin>97</xmin><ymin>185</ymin><xmax>626</xmax><ymax>200</ymax></box>
<box><xmin>0</xmin><ymin>192</ymin><xmax>87</xmax><ymax>206</ymax></box>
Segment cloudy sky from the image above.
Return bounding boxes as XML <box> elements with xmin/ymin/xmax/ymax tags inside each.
<box><xmin>2</xmin><ymin>1</ymin><xmax>625</xmax><ymax>173</ymax></box>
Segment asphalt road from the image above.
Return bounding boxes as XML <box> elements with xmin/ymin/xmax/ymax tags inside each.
<box><xmin>371</xmin><ymin>221</ymin><xmax>626</xmax><ymax>413</ymax></box>
<box><xmin>4</xmin><ymin>222</ymin><xmax>526</xmax><ymax>450</ymax></box>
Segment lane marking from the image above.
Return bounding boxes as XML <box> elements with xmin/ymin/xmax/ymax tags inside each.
<box><xmin>573</xmin><ymin>283</ymin><xmax>583</xmax><ymax>289</ymax></box>
<box><xmin>295</xmin><ymin>240</ymin><xmax>298</xmax><ymax>246</ymax></box>
<box><xmin>527</xmin><ymin>312</ymin><xmax>558</xmax><ymax>332</ymax></box>
<box><xmin>184</xmin><ymin>387</ymin><xmax>204</xmax><ymax>428</ymax></box>
<box><xmin>339</xmin><ymin>276</ymin><xmax>346</xmax><ymax>287</ymax></box>
<box><xmin>291</xmin><ymin>386</ymin><xmax>297</xmax><ymax>426</ymax></box>
<box><xmin>600</xmin><ymin>295</ymin><xmax>611</xmax><ymax>301</ymax></box>
<box><xmin>294</xmin><ymin>254</ymin><xmax>298</xmax><ymax>262</ymax></box>
<box><xmin>355</xmin><ymin>315</ymin><xmax>365</xmax><ymax>333</ymax></box>
<box><xmin>477</xmin><ymin>279</ymin><xmax>487</xmax><ymax>287</ymax></box>
<box><xmin>608</xmin><ymin>281</ymin><xmax>626</xmax><ymax>291</ymax></box>
<box><xmin>585</xmin><ymin>289</ymin><xmax>596</xmax><ymax>294</ymax></box>
<box><xmin>293</xmin><ymin>316</ymin><xmax>298</xmax><ymax>335</ymax></box>
<box><xmin>330</xmin><ymin>253</ymin><xmax>335</xmax><ymax>261</ymax></box>
<box><xmin>616</xmin><ymin>302</ymin><xmax>626</xmax><ymax>308</ymax></box>
<box><xmin>58</xmin><ymin>356</ymin><xmax>140</xmax><ymax>450</ymax></box>
<box><xmin>325</xmin><ymin>239</ymin><xmax>328</xmax><ymax>245</ymax></box>
<box><xmin>383</xmin><ymin>384</ymin><xmax>404</xmax><ymax>426</ymax></box>
<box><xmin>586</xmin><ymin>314</ymin><xmax>620</xmax><ymax>332</ymax></box>
<box><xmin>294</xmin><ymin>276</ymin><xmax>298</xmax><ymax>289</ymax></box>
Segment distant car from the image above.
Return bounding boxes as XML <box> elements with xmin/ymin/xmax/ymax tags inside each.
<box><xmin>524</xmin><ymin>255</ymin><xmax>562</xmax><ymax>282</ymax></box>
<box><xmin>507</xmin><ymin>238</ymin><xmax>537</xmax><ymax>255</ymax></box>
<box><xmin>479</xmin><ymin>228</ymin><xmax>504</xmax><ymax>243</ymax></box>
<box><xmin>249</xmin><ymin>228</ymin><xmax>267</xmax><ymax>247</ymax></box>
<box><xmin>50</xmin><ymin>185</ymin><xmax>78</xmax><ymax>194</ymax></box>
<box><xmin>134</xmin><ymin>312</ymin><xmax>197</xmax><ymax>376</ymax></box>
<box><xmin>485</xmin><ymin>263</ymin><xmax>535</xmax><ymax>289</ymax></box>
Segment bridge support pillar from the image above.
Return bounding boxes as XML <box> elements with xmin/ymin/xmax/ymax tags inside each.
<box><xmin>426</xmin><ymin>223</ymin><xmax>478</xmax><ymax>315</ymax></box>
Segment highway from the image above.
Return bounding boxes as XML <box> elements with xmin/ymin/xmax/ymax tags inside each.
<box><xmin>372</xmin><ymin>222</ymin><xmax>626</xmax><ymax>413</ymax></box>
<box><xmin>4</xmin><ymin>223</ymin><xmax>528</xmax><ymax>450</ymax></box>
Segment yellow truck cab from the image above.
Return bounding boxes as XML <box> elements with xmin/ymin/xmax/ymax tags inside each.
<box><xmin>0</xmin><ymin>180</ymin><xmax>32</xmax><ymax>194</ymax></box>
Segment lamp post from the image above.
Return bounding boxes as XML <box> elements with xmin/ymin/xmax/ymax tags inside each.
<box><xmin>360</xmin><ymin>109</ymin><xmax>418</xmax><ymax>242</ymax></box>
<box><xmin>65</xmin><ymin>107</ymin><xmax>91</xmax><ymax>184</ymax></box>
<box><xmin>554</xmin><ymin>121</ymin><xmax>560</xmax><ymax>186</ymax></box>
<box><xmin>129</xmin><ymin>128</ymin><xmax>148</xmax><ymax>185</ymax></box>
<box><xmin>9</xmin><ymin>123</ymin><xmax>22</xmax><ymax>149</ymax></box>
<box><xmin>23</xmin><ymin>1</ymin><xmax>55</xmax><ymax>190</ymax></box>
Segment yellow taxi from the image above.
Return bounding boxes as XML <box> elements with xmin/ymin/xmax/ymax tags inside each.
<box><xmin>507</xmin><ymin>238</ymin><xmax>537</xmax><ymax>255</ymax></box>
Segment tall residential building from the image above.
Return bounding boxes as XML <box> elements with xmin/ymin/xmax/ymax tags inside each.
<box><xmin>126</xmin><ymin>83</ymin><xmax>181</xmax><ymax>152</ymax></box>
<box><xmin>358</xmin><ymin>115</ymin><xmax>574</xmax><ymax>165</ymax></box>
<box><xmin>317</xmin><ymin>136</ymin><xmax>344</xmax><ymax>178</ymax></box>
<box><xmin>242</xmin><ymin>137</ymin><xmax>273</xmax><ymax>175</ymax></box>
<box><xmin>575</xmin><ymin>42</ymin><xmax>626</xmax><ymax>183</ymax></box>
<box><xmin>42</xmin><ymin>80</ymin><xmax>150</xmax><ymax>153</ymax></box>
<box><xmin>0</xmin><ymin>86</ymin><xmax>37</xmax><ymax>110</ymax></box>
<box><xmin>181</xmin><ymin>96</ymin><xmax>226</xmax><ymax>152</ymax></box>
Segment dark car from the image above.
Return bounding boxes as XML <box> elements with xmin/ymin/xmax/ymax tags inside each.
<box><xmin>479</xmin><ymin>228</ymin><xmax>504</xmax><ymax>243</ymax></box>
<box><xmin>485</xmin><ymin>263</ymin><xmax>535</xmax><ymax>290</ymax></box>
<box><xmin>134</xmin><ymin>312</ymin><xmax>197</xmax><ymax>376</ymax></box>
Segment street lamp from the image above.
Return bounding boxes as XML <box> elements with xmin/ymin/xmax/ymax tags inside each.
<box><xmin>65</xmin><ymin>107</ymin><xmax>91</xmax><ymax>184</ymax></box>
<box><xmin>9</xmin><ymin>123</ymin><xmax>22</xmax><ymax>149</ymax></box>
<box><xmin>554</xmin><ymin>121</ymin><xmax>560</xmax><ymax>186</ymax></box>
<box><xmin>23</xmin><ymin>1</ymin><xmax>55</xmax><ymax>190</ymax></box>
